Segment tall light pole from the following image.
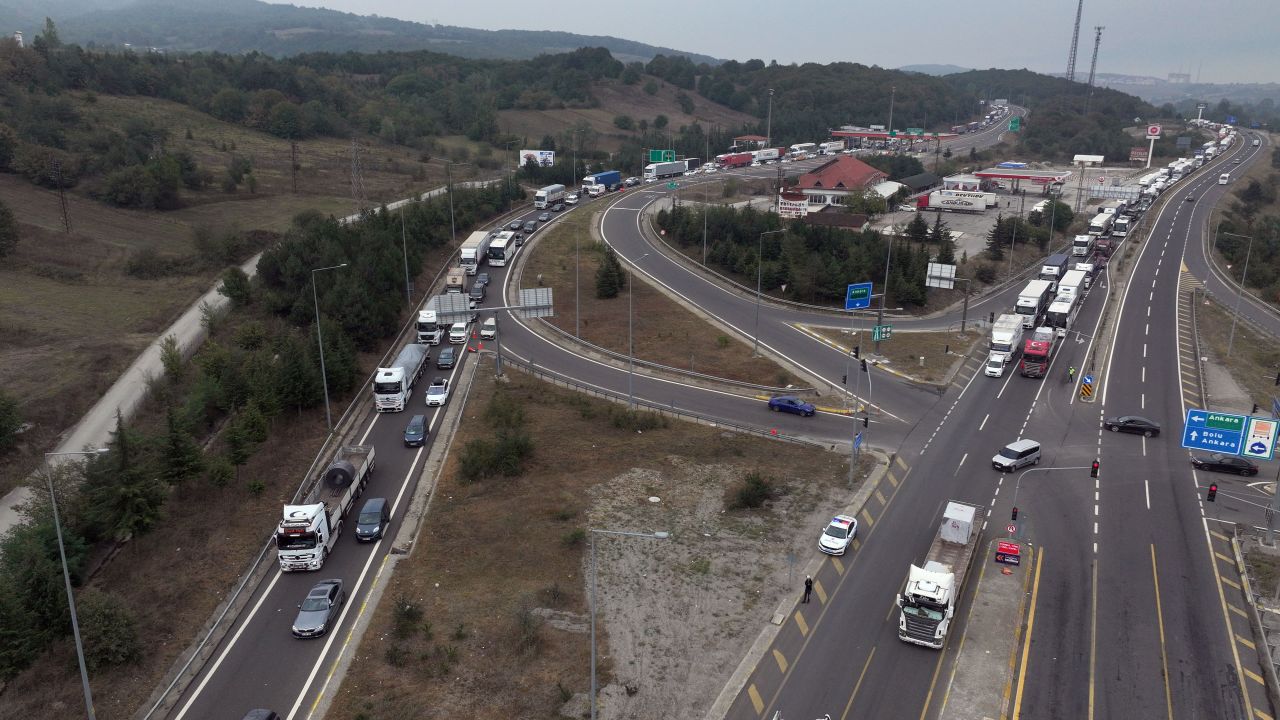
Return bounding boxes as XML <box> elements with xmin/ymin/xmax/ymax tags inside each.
<box><xmin>702</xmin><ymin>134</ymin><xmax>710</xmax><ymax>265</ymax></box>
<box><xmin>755</xmin><ymin>230</ymin><xmax>785</xmax><ymax>356</ymax></box>
<box><xmin>1220</xmin><ymin>231</ymin><xmax>1254</xmax><ymax>359</ymax></box>
<box><xmin>766</xmin><ymin>88</ymin><xmax>774</xmax><ymax>148</ymax></box>
<box><xmin>589</xmin><ymin>529</ymin><xmax>669</xmax><ymax>720</ymax></box>
<box><xmin>887</xmin><ymin>85</ymin><xmax>896</xmax><ymax>136</ymax></box>
<box><xmin>45</xmin><ymin>448</ymin><xmax>110</xmax><ymax>720</ymax></box>
<box><xmin>628</xmin><ymin>253</ymin><xmax>651</xmax><ymax>407</ymax></box>
<box><xmin>399</xmin><ymin>213</ymin><xmax>412</xmax><ymax>304</ymax></box>
<box><xmin>312</xmin><ymin>263</ymin><xmax>348</xmax><ymax>433</ymax></box>
<box><xmin>445</xmin><ymin>162</ymin><xmax>471</xmax><ymax>245</ymax></box>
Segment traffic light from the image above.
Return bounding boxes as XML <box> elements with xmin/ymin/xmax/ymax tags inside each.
<box><xmin>842</xmin><ymin>374</ymin><xmax>847</xmax><ymax>385</ymax></box>
<box><xmin>860</xmin><ymin>358</ymin><xmax>869</xmax><ymax>372</ymax></box>
<box><xmin>1207</xmin><ymin>483</ymin><xmax>1218</xmax><ymax>502</ymax></box>
<box><xmin>1274</xmin><ymin>371</ymin><xmax>1279</xmax><ymax>386</ymax></box>
<box><xmin>1253</xmin><ymin>403</ymin><xmax>1260</xmax><ymax>415</ymax></box>
<box><xmin>1011</xmin><ymin>506</ymin><xmax>1019</xmax><ymax>521</ymax></box>
<box><xmin>989</xmin><ymin>312</ymin><xmax>996</xmax><ymax>324</ymax></box>
<box><xmin>853</xmin><ymin>345</ymin><xmax>861</xmax><ymax>359</ymax></box>
<box><xmin>1090</xmin><ymin>460</ymin><xmax>1100</xmax><ymax>478</ymax></box>
<box><xmin>862</xmin><ymin>416</ymin><xmax>869</xmax><ymax>428</ymax></box>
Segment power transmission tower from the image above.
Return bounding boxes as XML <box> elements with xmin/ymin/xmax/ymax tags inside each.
<box><xmin>1084</xmin><ymin>26</ymin><xmax>1104</xmax><ymax>114</ymax></box>
<box><xmin>349</xmin><ymin>136</ymin><xmax>368</xmax><ymax>213</ymax></box>
<box><xmin>1065</xmin><ymin>0</ymin><xmax>1084</xmax><ymax>82</ymax></box>
<box><xmin>51</xmin><ymin>159</ymin><xmax>71</xmax><ymax>233</ymax></box>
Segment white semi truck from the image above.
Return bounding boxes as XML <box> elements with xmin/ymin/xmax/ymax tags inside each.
<box><xmin>985</xmin><ymin>314</ymin><xmax>1025</xmax><ymax>378</ymax></box>
<box><xmin>898</xmin><ymin>501</ymin><xmax>981</xmax><ymax>649</ymax></box>
<box><xmin>373</xmin><ymin>343</ymin><xmax>428</xmax><ymax>412</ymax></box>
<box><xmin>276</xmin><ymin>444</ymin><xmax>375</xmax><ymax>571</ymax></box>
<box><xmin>1015</xmin><ymin>279</ymin><xmax>1054</xmax><ymax>328</ymax></box>
<box><xmin>459</xmin><ymin>231</ymin><xmax>492</xmax><ymax>276</ymax></box>
<box><xmin>416</xmin><ymin>305</ymin><xmax>442</xmax><ymax>345</ymax></box>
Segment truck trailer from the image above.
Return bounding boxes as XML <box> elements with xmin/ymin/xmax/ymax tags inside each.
<box><xmin>459</xmin><ymin>231</ymin><xmax>491</xmax><ymax>276</ymax></box>
<box><xmin>1016</xmin><ymin>279</ymin><xmax>1055</xmax><ymax>328</ymax></box>
<box><xmin>915</xmin><ymin>190</ymin><xmax>991</xmax><ymax>213</ymax></box>
<box><xmin>583</xmin><ymin>170</ymin><xmax>622</xmax><ymax>196</ymax></box>
<box><xmin>643</xmin><ymin>161</ymin><xmax>687</xmax><ymax>181</ymax></box>
<box><xmin>276</xmin><ymin>445</ymin><xmax>375</xmax><ymax>571</ymax></box>
<box><xmin>718</xmin><ymin>152</ymin><xmax>754</xmax><ymax>169</ymax></box>
<box><xmin>534</xmin><ymin>184</ymin><xmax>566</xmax><ymax>209</ymax></box>
<box><xmin>985</xmin><ymin>314</ymin><xmax>1025</xmax><ymax>378</ymax></box>
<box><xmin>1039</xmin><ymin>254</ymin><xmax>1071</xmax><ymax>287</ymax></box>
<box><xmin>898</xmin><ymin>501</ymin><xmax>981</xmax><ymax>649</ymax></box>
<box><xmin>373</xmin><ymin>343</ymin><xmax>428</xmax><ymax>412</ymax></box>
<box><xmin>1019</xmin><ymin>327</ymin><xmax>1058</xmax><ymax>378</ymax></box>
<box><xmin>1087</xmin><ymin>212</ymin><xmax>1114</xmax><ymax>237</ymax></box>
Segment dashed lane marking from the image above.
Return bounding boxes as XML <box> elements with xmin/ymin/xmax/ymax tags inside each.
<box><xmin>895</xmin><ymin>455</ymin><xmax>908</xmax><ymax>471</ymax></box>
<box><xmin>1212</xmin><ymin>530</ymin><xmax>1230</xmax><ymax>542</ymax></box>
<box><xmin>773</xmin><ymin>648</ymin><xmax>789</xmax><ymax>674</ymax></box>
<box><xmin>748</xmin><ymin>684</ymin><xmax>765</xmax><ymax>714</ymax></box>
<box><xmin>1217</xmin><ymin>552</ymin><xmax>1235</xmax><ymax>564</ymax></box>
<box><xmin>886</xmin><ymin>472</ymin><xmax>899</xmax><ymax>488</ymax></box>
<box><xmin>1244</xmin><ymin>667</ymin><xmax>1266</xmax><ymax>686</ymax></box>
<box><xmin>1231</xmin><ymin>604</ymin><xmax>1249</xmax><ymax>618</ymax></box>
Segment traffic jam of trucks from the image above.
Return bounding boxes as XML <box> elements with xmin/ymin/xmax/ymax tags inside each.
<box><xmin>276</xmin><ymin>445</ymin><xmax>376</xmax><ymax>571</ymax></box>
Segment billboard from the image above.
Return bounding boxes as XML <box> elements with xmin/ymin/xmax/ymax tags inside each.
<box><xmin>1129</xmin><ymin>148</ymin><xmax>1149</xmax><ymax>162</ymax></box>
<box><xmin>777</xmin><ymin>193</ymin><xmax>809</xmax><ymax>219</ymax></box>
<box><xmin>520</xmin><ymin>149</ymin><xmax>556</xmax><ymax>168</ymax></box>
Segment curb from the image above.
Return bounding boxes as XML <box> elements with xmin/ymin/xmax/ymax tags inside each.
<box><xmin>703</xmin><ymin>448</ymin><xmax>893</xmax><ymax>720</ymax></box>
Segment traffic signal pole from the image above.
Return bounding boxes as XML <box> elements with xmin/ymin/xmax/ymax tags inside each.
<box><xmin>1267</xmin><ymin>463</ymin><xmax>1280</xmax><ymax>546</ymax></box>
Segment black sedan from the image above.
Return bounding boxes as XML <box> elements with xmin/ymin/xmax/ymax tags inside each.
<box><xmin>1192</xmin><ymin>453</ymin><xmax>1259</xmax><ymax>476</ymax></box>
<box><xmin>1104</xmin><ymin>415</ymin><xmax>1160</xmax><ymax>437</ymax></box>
<box><xmin>508</xmin><ymin>220</ymin><xmax>523</xmax><ymax>231</ymax></box>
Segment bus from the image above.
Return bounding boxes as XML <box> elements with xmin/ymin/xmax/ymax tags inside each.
<box><xmin>788</xmin><ymin>142</ymin><xmax>818</xmax><ymax>158</ymax></box>
<box><xmin>487</xmin><ymin>231</ymin><xmax>518</xmax><ymax>267</ymax></box>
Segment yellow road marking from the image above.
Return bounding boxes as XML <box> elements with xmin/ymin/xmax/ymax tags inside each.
<box><xmin>851</xmin><ymin>538</ymin><xmax>861</xmax><ymax>552</ymax></box>
<box><xmin>1231</xmin><ymin>604</ymin><xmax>1249</xmax><ymax>618</ymax></box>
<box><xmin>1211</xmin><ymin>531</ymin><xmax>1231</xmax><ymax>541</ymax></box>
<box><xmin>1013</xmin><ymin>547</ymin><xmax>1045</xmax><ymax>719</ymax></box>
<box><xmin>748</xmin><ymin>684</ymin><xmax>764</xmax><ymax>714</ymax></box>
<box><xmin>832</xmin><ymin>557</ymin><xmax>845</xmax><ymax>575</ymax></box>
<box><xmin>874</xmin><ymin>489</ymin><xmax>887</xmax><ymax>506</ymax></box>
<box><xmin>860</xmin><ymin>508</ymin><xmax>874</xmax><ymax>527</ymax></box>
<box><xmin>1217</xmin><ymin>551</ymin><xmax>1235</xmax><ymax>564</ymax></box>
<box><xmin>895</xmin><ymin>455</ymin><xmax>908</xmax><ymax>471</ymax></box>
<box><xmin>1255</xmin><ymin>708</ymin><xmax>1274</xmax><ymax>720</ymax></box>
<box><xmin>1151</xmin><ymin>545</ymin><xmax>1175</xmax><ymax>720</ymax></box>
<box><xmin>772</xmin><ymin>648</ymin><xmax>789</xmax><ymax>674</ymax></box>
<box><xmin>1206</xmin><ymin>522</ymin><xmax>1256</xmax><ymax>718</ymax></box>
<box><xmin>886</xmin><ymin>472</ymin><xmax>899</xmax><ymax>488</ymax></box>
<box><xmin>815</xmin><ymin>580</ymin><xmax>828</xmax><ymax>605</ymax></box>
<box><xmin>1245</xmin><ymin>667</ymin><xmax>1265</xmax><ymax>685</ymax></box>
<box><xmin>1223</xmin><ymin>576</ymin><xmax>1242</xmax><ymax>590</ymax></box>
<box><xmin>794</xmin><ymin>611</ymin><xmax>809</xmax><ymax>637</ymax></box>
<box><xmin>1237</xmin><ymin>634</ymin><xmax>1256</xmax><ymax>650</ymax></box>
<box><xmin>840</xmin><ymin>647</ymin><xmax>877</xmax><ymax>720</ymax></box>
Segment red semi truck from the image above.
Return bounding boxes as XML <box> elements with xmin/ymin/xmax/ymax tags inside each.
<box><xmin>1019</xmin><ymin>327</ymin><xmax>1057</xmax><ymax>378</ymax></box>
<box><xmin>719</xmin><ymin>152</ymin><xmax>754</xmax><ymax>169</ymax></box>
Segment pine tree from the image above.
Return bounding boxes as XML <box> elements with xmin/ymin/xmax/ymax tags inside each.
<box><xmin>985</xmin><ymin>215</ymin><xmax>1006</xmax><ymax>261</ymax></box>
<box><xmin>595</xmin><ymin>245</ymin><xmax>624</xmax><ymax>299</ymax></box>
<box><xmin>905</xmin><ymin>213</ymin><xmax>929</xmax><ymax>244</ymax></box>
<box><xmin>931</xmin><ymin>214</ymin><xmax>956</xmax><ymax>265</ymax></box>
<box><xmin>161</xmin><ymin>407</ymin><xmax>203</xmax><ymax>483</ymax></box>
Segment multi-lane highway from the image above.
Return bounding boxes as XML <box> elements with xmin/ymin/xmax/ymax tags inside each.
<box><xmin>162</xmin><ymin>109</ymin><xmax>1280</xmax><ymax>720</ymax></box>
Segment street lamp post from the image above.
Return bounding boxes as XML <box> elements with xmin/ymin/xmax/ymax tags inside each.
<box><xmin>1220</xmin><ymin>231</ymin><xmax>1254</xmax><ymax>359</ymax></box>
<box><xmin>887</xmin><ymin>85</ymin><xmax>896</xmax><ymax>136</ymax></box>
<box><xmin>45</xmin><ymin>448</ymin><xmax>110</xmax><ymax>720</ymax></box>
<box><xmin>766</xmin><ymin>89</ymin><xmax>774</xmax><ymax>148</ymax></box>
<box><xmin>399</xmin><ymin>213</ymin><xmax>412</xmax><ymax>304</ymax></box>
<box><xmin>589</xmin><ymin>529</ymin><xmax>669</xmax><ymax>720</ymax></box>
<box><xmin>445</xmin><ymin>162</ymin><xmax>471</xmax><ymax>244</ymax></box>
<box><xmin>628</xmin><ymin>253</ymin><xmax>651</xmax><ymax>407</ymax></box>
<box><xmin>312</xmin><ymin>263</ymin><xmax>348</xmax><ymax>433</ymax></box>
<box><xmin>755</xmin><ymin>230</ymin><xmax>785</xmax><ymax>356</ymax></box>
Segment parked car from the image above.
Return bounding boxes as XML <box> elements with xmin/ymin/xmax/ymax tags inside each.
<box><xmin>241</xmin><ymin>711</ymin><xmax>281</xmax><ymax>720</ymax></box>
<box><xmin>425</xmin><ymin>377</ymin><xmax>451</xmax><ymax>407</ymax></box>
<box><xmin>551</xmin><ymin>203</ymin><xmax>565</xmax><ymax>212</ymax></box>
<box><xmin>436</xmin><ymin>346</ymin><xmax>456</xmax><ymax>369</ymax></box>
<box><xmin>1104</xmin><ymin>415</ymin><xmax>1160</xmax><ymax>437</ymax></box>
<box><xmin>507</xmin><ymin>220</ymin><xmax>523</xmax><ymax>231</ymax></box>
<box><xmin>818</xmin><ymin>514</ymin><xmax>858</xmax><ymax>555</ymax></box>
<box><xmin>403</xmin><ymin>414</ymin><xmax>426</xmax><ymax>447</ymax></box>
<box><xmin>475</xmin><ymin>272</ymin><xmax>490</xmax><ymax>288</ymax></box>
<box><xmin>354</xmin><ymin>497</ymin><xmax>390</xmax><ymax>542</ymax></box>
<box><xmin>767</xmin><ymin>396</ymin><xmax>815</xmax><ymax>417</ymax></box>
<box><xmin>537</xmin><ymin>212</ymin><xmax>551</xmax><ymax>222</ymax></box>
<box><xmin>292</xmin><ymin>579</ymin><xmax>345</xmax><ymax>638</ymax></box>
<box><xmin>1191</xmin><ymin>453</ymin><xmax>1259</xmax><ymax>476</ymax></box>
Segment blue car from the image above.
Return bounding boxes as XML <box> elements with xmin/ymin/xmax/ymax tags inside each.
<box><xmin>768</xmin><ymin>396</ymin><xmax>815</xmax><ymax>417</ymax></box>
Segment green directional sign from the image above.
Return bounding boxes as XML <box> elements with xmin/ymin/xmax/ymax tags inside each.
<box><xmin>648</xmin><ymin>149</ymin><xmax>675</xmax><ymax>163</ymax></box>
<box><xmin>666</xmin><ymin>181</ymin><xmax>678</xmax><ymax>189</ymax></box>
<box><xmin>1205</xmin><ymin>412</ymin><xmax>1245</xmax><ymax>432</ymax></box>
<box><xmin>873</xmin><ymin>324</ymin><xmax>893</xmax><ymax>342</ymax></box>
<box><xmin>1009</xmin><ymin>117</ymin><xmax>1022</xmax><ymax>131</ymax></box>
<box><xmin>889</xmin><ymin>130</ymin><xmax>897</xmax><ymax>137</ymax></box>
<box><xmin>906</xmin><ymin>127</ymin><xmax>924</xmax><ymax>136</ymax></box>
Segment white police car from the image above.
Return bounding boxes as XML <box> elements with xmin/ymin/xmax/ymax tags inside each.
<box><xmin>819</xmin><ymin>515</ymin><xmax>858</xmax><ymax>555</ymax></box>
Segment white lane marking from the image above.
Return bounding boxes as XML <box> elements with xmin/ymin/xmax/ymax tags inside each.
<box><xmin>957</xmin><ymin>453</ymin><xmax>968</xmax><ymax>471</ymax></box>
<box><xmin>1143</xmin><ymin>343</ymin><xmax>1147</xmax><ymax>358</ymax></box>
<box><xmin>1145</xmin><ymin>479</ymin><xmax>1151</xmax><ymax>510</ymax></box>
<box><xmin>979</xmin><ymin>413</ymin><xmax>989</xmax><ymax>431</ymax></box>
<box><xmin>1142</xmin><ymin>366</ymin><xmax>1145</xmax><ymax>383</ymax></box>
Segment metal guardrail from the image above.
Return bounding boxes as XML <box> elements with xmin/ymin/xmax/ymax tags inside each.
<box><xmin>498</xmin><ymin>353</ymin><xmax>829</xmax><ymax>449</ymax></box>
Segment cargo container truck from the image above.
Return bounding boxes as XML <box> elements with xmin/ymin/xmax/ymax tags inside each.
<box><xmin>1019</xmin><ymin>327</ymin><xmax>1058</xmax><ymax>378</ymax></box>
<box><xmin>1072</xmin><ymin>234</ymin><xmax>1095</xmax><ymax>257</ymax></box>
<box><xmin>459</xmin><ymin>231</ymin><xmax>491</xmax><ymax>275</ymax></box>
<box><xmin>1016</xmin><ymin>279</ymin><xmax>1054</xmax><ymax>328</ymax></box>
<box><xmin>583</xmin><ymin>170</ymin><xmax>622</xmax><ymax>196</ymax></box>
<box><xmin>643</xmin><ymin>161</ymin><xmax>687</xmax><ymax>181</ymax></box>
<box><xmin>373</xmin><ymin>344</ymin><xmax>428</xmax><ymax>412</ymax></box>
<box><xmin>534</xmin><ymin>184</ymin><xmax>566</xmax><ymax>209</ymax></box>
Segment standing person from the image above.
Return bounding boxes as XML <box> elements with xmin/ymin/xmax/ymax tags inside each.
<box><xmin>803</xmin><ymin>575</ymin><xmax>813</xmax><ymax>604</ymax></box>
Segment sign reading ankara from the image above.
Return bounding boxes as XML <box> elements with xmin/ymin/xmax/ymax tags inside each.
<box><xmin>1181</xmin><ymin>409</ymin><xmax>1247</xmax><ymax>455</ymax></box>
<box><xmin>845</xmin><ymin>282</ymin><xmax>873</xmax><ymax>311</ymax></box>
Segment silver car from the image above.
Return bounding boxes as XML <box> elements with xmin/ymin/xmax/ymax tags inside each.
<box><xmin>292</xmin><ymin>579</ymin><xmax>345</xmax><ymax>638</ymax></box>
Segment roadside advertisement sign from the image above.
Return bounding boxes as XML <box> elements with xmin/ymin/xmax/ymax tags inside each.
<box><xmin>1146</xmin><ymin>124</ymin><xmax>1162</xmax><ymax>139</ymax></box>
<box><xmin>519</xmin><ymin>149</ymin><xmax>555</xmax><ymax>168</ymax></box>
<box><xmin>1129</xmin><ymin>148</ymin><xmax>1149</xmax><ymax>162</ymax></box>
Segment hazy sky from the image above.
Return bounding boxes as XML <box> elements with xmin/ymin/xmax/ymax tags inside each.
<box><xmin>266</xmin><ymin>0</ymin><xmax>1277</xmax><ymax>84</ymax></box>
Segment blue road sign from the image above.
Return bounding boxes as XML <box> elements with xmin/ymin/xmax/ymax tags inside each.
<box><xmin>1083</xmin><ymin>374</ymin><xmax>1094</xmax><ymax>385</ymax></box>
<box><xmin>1181</xmin><ymin>409</ymin><xmax>1247</xmax><ymax>454</ymax></box>
<box><xmin>845</xmin><ymin>282</ymin><xmax>873</xmax><ymax>311</ymax></box>
<box><xmin>854</xmin><ymin>432</ymin><xmax>863</xmax><ymax>449</ymax></box>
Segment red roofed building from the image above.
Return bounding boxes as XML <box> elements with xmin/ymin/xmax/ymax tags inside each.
<box><xmin>794</xmin><ymin>156</ymin><xmax>887</xmax><ymax>208</ymax></box>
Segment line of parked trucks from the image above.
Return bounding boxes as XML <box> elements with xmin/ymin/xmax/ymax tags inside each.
<box><xmin>984</xmin><ymin>252</ymin><xmax>1095</xmax><ymax>379</ymax></box>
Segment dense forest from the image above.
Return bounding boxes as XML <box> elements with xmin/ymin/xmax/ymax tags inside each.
<box><xmin>1215</xmin><ymin>150</ymin><xmax>1280</xmax><ymax>303</ymax></box>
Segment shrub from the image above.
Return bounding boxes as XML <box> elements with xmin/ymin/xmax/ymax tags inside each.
<box><xmin>0</xmin><ymin>390</ymin><xmax>23</xmax><ymax>453</ymax></box>
<box><xmin>79</xmin><ymin>590</ymin><xmax>141</xmax><ymax>671</ymax></box>
<box><xmin>973</xmin><ymin>263</ymin><xmax>998</xmax><ymax>284</ymax></box>
<box><xmin>513</xmin><ymin>601</ymin><xmax>543</xmax><ymax>653</ymax></box>
<box><xmin>608</xmin><ymin>407</ymin><xmax>667</xmax><ymax>431</ymax></box>
<box><xmin>729</xmin><ymin>472</ymin><xmax>777</xmax><ymax>510</ymax></box>
<box><xmin>561</xmin><ymin>528</ymin><xmax>586</xmax><ymax>547</ymax></box>
<box><xmin>393</xmin><ymin>597</ymin><xmax>423</xmax><ymax>639</ymax></box>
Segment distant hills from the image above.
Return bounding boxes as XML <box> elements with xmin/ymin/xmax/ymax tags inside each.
<box><xmin>1092</xmin><ymin>73</ymin><xmax>1280</xmax><ymax>107</ymax></box>
<box><xmin>1</xmin><ymin>0</ymin><xmax>721</xmax><ymax>64</ymax></box>
<box><xmin>898</xmin><ymin>64</ymin><xmax>971</xmax><ymax>76</ymax></box>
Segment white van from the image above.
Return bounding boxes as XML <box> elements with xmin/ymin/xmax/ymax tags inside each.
<box><xmin>448</xmin><ymin>322</ymin><xmax>469</xmax><ymax>344</ymax></box>
<box><xmin>1219</xmin><ymin>173</ymin><xmax>1230</xmax><ymax>185</ymax></box>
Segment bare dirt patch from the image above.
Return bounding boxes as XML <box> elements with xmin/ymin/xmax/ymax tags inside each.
<box><xmin>523</xmin><ymin>206</ymin><xmax>795</xmax><ymax>386</ymax></box>
<box><xmin>329</xmin><ymin>358</ymin><xmax>869</xmax><ymax>720</ymax></box>
<box><xmin>1195</xmin><ymin>296</ymin><xmax>1280</xmax><ymax>410</ymax></box>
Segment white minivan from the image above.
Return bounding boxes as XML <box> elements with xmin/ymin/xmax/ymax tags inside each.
<box><xmin>448</xmin><ymin>322</ymin><xmax>468</xmax><ymax>344</ymax></box>
<box><xmin>1219</xmin><ymin>173</ymin><xmax>1230</xmax><ymax>185</ymax></box>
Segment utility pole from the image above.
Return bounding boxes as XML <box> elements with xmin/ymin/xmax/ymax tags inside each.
<box><xmin>766</xmin><ymin>89</ymin><xmax>774</xmax><ymax>148</ymax></box>
<box><xmin>291</xmin><ymin>141</ymin><xmax>298</xmax><ymax>194</ymax></box>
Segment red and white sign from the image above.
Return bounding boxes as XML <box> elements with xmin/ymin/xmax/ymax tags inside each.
<box><xmin>1006</xmin><ymin>524</ymin><xmax>1017</xmax><ymax>534</ymax></box>
<box><xmin>1146</xmin><ymin>124</ymin><xmax>1162</xmax><ymax>140</ymax></box>
<box><xmin>995</xmin><ymin>541</ymin><xmax>1022</xmax><ymax>566</ymax></box>
<box><xmin>1097</xmin><ymin>176</ymin><xmax>1106</xmax><ymax>184</ymax></box>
